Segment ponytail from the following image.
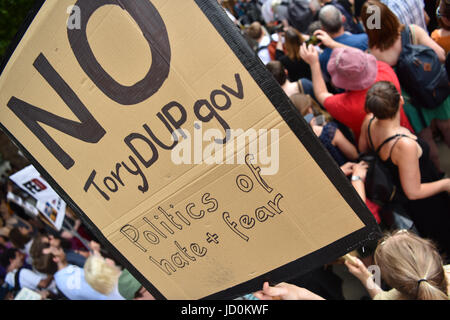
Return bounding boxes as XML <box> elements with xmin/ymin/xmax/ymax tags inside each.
<box><xmin>417</xmin><ymin>280</ymin><xmax>448</xmax><ymax>300</ymax></box>
<box><xmin>375</xmin><ymin>231</ymin><xmax>448</xmax><ymax>300</ymax></box>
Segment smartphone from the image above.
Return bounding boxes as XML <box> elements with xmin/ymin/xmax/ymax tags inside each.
<box><xmin>306</xmin><ymin>35</ymin><xmax>320</xmax><ymax>46</ymax></box>
<box><xmin>315</xmin><ymin>115</ymin><xmax>325</xmax><ymax>126</ymax></box>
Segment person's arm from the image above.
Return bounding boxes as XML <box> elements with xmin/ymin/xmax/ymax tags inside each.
<box><xmin>253</xmin><ymin>282</ymin><xmax>325</xmax><ymax>300</ymax></box>
<box><xmin>37</xmin><ymin>274</ymin><xmax>54</xmax><ymax>289</ymax></box>
<box><xmin>411</xmin><ymin>24</ymin><xmax>446</xmax><ymax>63</ymax></box>
<box><xmin>299</xmin><ymin>43</ymin><xmax>333</xmax><ymax>105</ymax></box>
<box><xmin>351</xmin><ymin>162</ymin><xmax>369</xmax><ymax>202</ymax></box>
<box><xmin>358</xmin><ymin>114</ymin><xmax>372</xmax><ymax>154</ymax></box>
<box><xmin>424</xmin><ymin>10</ymin><xmax>430</xmax><ymax>26</ymax></box>
<box><xmin>333</xmin><ymin>129</ymin><xmax>359</xmax><ymax>161</ymax></box>
<box><xmin>89</xmin><ymin>240</ymin><xmax>102</xmax><ymax>256</ymax></box>
<box><xmin>341</xmin><ymin>162</ymin><xmax>356</xmax><ymax>176</ymax></box>
<box><xmin>345</xmin><ymin>258</ymin><xmax>383</xmax><ymax>299</ymax></box>
<box><xmin>314</xmin><ymin>30</ymin><xmax>353</xmax><ymax>50</ymax></box>
<box><xmin>393</xmin><ymin>138</ymin><xmax>450</xmax><ymax>200</ymax></box>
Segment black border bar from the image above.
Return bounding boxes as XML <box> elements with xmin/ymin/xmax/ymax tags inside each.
<box><xmin>0</xmin><ymin>0</ymin><xmax>381</xmax><ymax>300</ymax></box>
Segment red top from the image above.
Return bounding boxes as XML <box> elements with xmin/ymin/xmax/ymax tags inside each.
<box><xmin>323</xmin><ymin>61</ymin><xmax>414</xmax><ymax>141</ymax></box>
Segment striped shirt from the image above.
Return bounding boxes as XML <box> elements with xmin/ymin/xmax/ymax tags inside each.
<box><xmin>381</xmin><ymin>0</ymin><xmax>427</xmax><ymax>32</ymax></box>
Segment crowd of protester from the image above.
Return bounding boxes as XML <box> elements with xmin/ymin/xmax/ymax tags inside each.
<box><xmin>0</xmin><ymin>180</ymin><xmax>156</xmax><ymax>300</ymax></box>
<box><xmin>225</xmin><ymin>0</ymin><xmax>450</xmax><ymax>300</ymax></box>
<box><xmin>0</xmin><ymin>0</ymin><xmax>448</xmax><ymax>300</ymax></box>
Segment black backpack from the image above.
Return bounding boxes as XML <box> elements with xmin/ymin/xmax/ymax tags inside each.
<box><xmin>363</xmin><ymin>118</ymin><xmax>406</xmax><ymax>206</ymax></box>
<box><xmin>287</xmin><ymin>0</ymin><xmax>314</xmax><ymax>34</ymax></box>
<box><xmin>237</xmin><ymin>1</ymin><xmax>263</xmax><ymax>25</ymax></box>
<box><xmin>11</xmin><ymin>267</ymin><xmax>24</xmax><ymax>297</ymax></box>
<box><xmin>396</xmin><ymin>26</ymin><xmax>450</xmax><ymax>110</ymax></box>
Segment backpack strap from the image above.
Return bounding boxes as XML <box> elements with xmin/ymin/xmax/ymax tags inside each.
<box><xmin>256</xmin><ymin>33</ymin><xmax>273</xmax><ymax>53</ymax></box>
<box><xmin>54</xmin><ymin>284</ymin><xmax>70</xmax><ymax>300</ymax></box>
<box><xmin>367</xmin><ymin>117</ymin><xmax>376</xmax><ymax>151</ymax></box>
<box><xmin>400</xmin><ymin>25</ymin><xmax>413</xmax><ymax>48</ymax></box>
<box><xmin>256</xmin><ymin>45</ymin><xmax>268</xmax><ymax>53</ymax></box>
<box><xmin>297</xmin><ymin>80</ymin><xmax>305</xmax><ymax>94</ymax></box>
<box><xmin>375</xmin><ymin>134</ymin><xmax>403</xmax><ymax>154</ymax></box>
<box><xmin>410</xmin><ymin>25</ymin><xmax>417</xmax><ymax>45</ymax></box>
<box><xmin>387</xmin><ymin>135</ymin><xmax>417</xmax><ymax>159</ymax></box>
<box><xmin>13</xmin><ymin>267</ymin><xmax>24</xmax><ymax>293</ymax></box>
<box><xmin>367</xmin><ymin>117</ymin><xmax>409</xmax><ymax>155</ymax></box>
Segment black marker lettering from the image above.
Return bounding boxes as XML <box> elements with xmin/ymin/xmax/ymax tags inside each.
<box><xmin>222</xmin><ymin>212</ymin><xmax>249</xmax><ymax>241</ymax></box>
<box><xmin>120</xmin><ymin>224</ymin><xmax>146</xmax><ymax>252</ymax></box>
<box><xmin>210</xmin><ymin>90</ymin><xmax>231</xmax><ymax>111</ymax></box>
<box><xmin>158</xmin><ymin>207</ymin><xmax>183</xmax><ymax>230</ymax></box>
<box><xmin>255</xmin><ymin>206</ymin><xmax>275</xmax><ymax>222</ymax></box>
<box><xmin>121</xmin><ymin>156</ymin><xmax>149</xmax><ymax>193</ymax></box>
<box><xmin>143</xmin><ymin>217</ymin><xmax>167</xmax><ymax>239</ymax></box>
<box><xmin>245</xmin><ymin>154</ymin><xmax>273</xmax><ymax>193</ymax></box>
<box><xmin>143</xmin><ymin>230</ymin><xmax>160</xmax><ymax>245</ymax></box>
<box><xmin>7</xmin><ymin>54</ymin><xmax>105</xmax><ymax>169</ymax></box>
<box><xmin>193</xmin><ymin>99</ymin><xmax>230</xmax><ymax>145</ymax></box>
<box><xmin>171</xmin><ymin>252</ymin><xmax>189</xmax><ymax>268</ymax></box>
<box><xmin>186</xmin><ymin>203</ymin><xmax>205</xmax><ymax>219</ymax></box>
<box><xmin>201</xmin><ymin>193</ymin><xmax>218</xmax><ymax>213</ymax></box>
<box><xmin>84</xmin><ymin>170</ymin><xmax>110</xmax><ymax>200</ymax></box>
<box><xmin>190</xmin><ymin>243</ymin><xmax>207</xmax><ymax>257</ymax></box>
<box><xmin>110</xmin><ymin>163</ymin><xmax>125</xmax><ymax>187</ymax></box>
<box><xmin>222</xmin><ymin>73</ymin><xmax>244</xmax><ymax>99</ymax></box>
<box><xmin>149</xmin><ymin>256</ymin><xmax>176</xmax><ymax>275</ymax></box>
<box><xmin>161</xmin><ymin>101</ymin><xmax>187</xmax><ymax>138</ymax></box>
<box><xmin>124</xmin><ymin>133</ymin><xmax>158</xmax><ymax>169</ymax></box>
<box><xmin>103</xmin><ymin>176</ymin><xmax>118</xmax><ymax>192</ymax></box>
<box><xmin>175</xmin><ymin>241</ymin><xmax>196</xmax><ymax>262</ymax></box>
<box><xmin>68</xmin><ymin>0</ymin><xmax>171</xmax><ymax>105</ymax></box>
<box><xmin>268</xmin><ymin>193</ymin><xmax>284</xmax><ymax>214</ymax></box>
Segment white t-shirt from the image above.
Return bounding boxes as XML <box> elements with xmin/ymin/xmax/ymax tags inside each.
<box><xmin>54</xmin><ymin>265</ymin><xmax>125</xmax><ymax>300</ymax></box>
<box><xmin>257</xmin><ymin>33</ymin><xmax>272</xmax><ymax>65</ymax></box>
<box><xmin>6</xmin><ymin>268</ymin><xmax>42</xmax><ymax>292</ymax></box>
<box><xmin>23</xmin><ymin>240</ymin><xmax>33</xmax><ymax>265</ymax></box>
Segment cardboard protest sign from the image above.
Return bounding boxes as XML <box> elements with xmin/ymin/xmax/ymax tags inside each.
<box><xmin>9</xmin><ymin>165</ymin><xmax>66</xmax><ymax>230</ymax></box>
<box><xmin>7</xmin><ymin>191</ymin><xmax>40</xmax><ymax>217</ymax></box>
<box><xmin>0</xmin><ymin>0</ymin><xmax>380</xmax><ymax>299</ymax></box>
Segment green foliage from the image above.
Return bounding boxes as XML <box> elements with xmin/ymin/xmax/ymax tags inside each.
<box><xmin>0</xmin><ymin>0</ymin><xmax>36</xmax><ymax>59</ymax></box>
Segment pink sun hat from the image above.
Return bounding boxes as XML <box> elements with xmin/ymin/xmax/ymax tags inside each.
<box><xmin>327</xmin><ymin>47</ymin><xmax>378</xmax><ymax>91</ymax></box>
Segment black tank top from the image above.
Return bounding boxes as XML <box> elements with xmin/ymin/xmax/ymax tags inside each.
<box><xmin>368</xmin><ymin>118</ymin><xmax>450</xmax><ymax>257</ymax></box>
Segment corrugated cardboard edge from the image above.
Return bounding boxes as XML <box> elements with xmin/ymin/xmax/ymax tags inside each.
<box><xmin>0</xmin><ymin>0</ymin><xmax>381</xmax><ymax>300</ymax></box>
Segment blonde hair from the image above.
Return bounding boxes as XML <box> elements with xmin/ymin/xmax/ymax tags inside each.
<box><xmin>375</xmin><ymin>230</ymin><xmax>448</xmax><ymax>300</ymax></box>
<box><xmin>84</xmin><ymin>255</ymin><xmax>121</xmax><ymax>295</ymax></box>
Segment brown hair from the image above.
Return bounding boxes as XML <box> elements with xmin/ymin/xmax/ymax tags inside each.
<box><xmin>360</xmin><ymin>0</ymin><xmax>405</xmax><ymax>51</ymax></box>
<box><xmin>29</xmin><ymin>234</ymin><xmax>49</xmax><ymax>261</ymax></box>
<box><xmin>290</xmin><ymin>93</ymin><xmax>313</xmax><ymax>116</ymax></box>
<box><xmin>266</xmin><ymin>61</ymin><xmax>287</xmax><ymax>85</ymax></box>
<box><xmin>365</xmin><ymin>81</ymin><xmax>400</xmax><ymax>119</ymax></box>
<box><xmin>8</xmin><ymin>227</ymin><xmax>31</xmax><ymax>250</ymax></box>
<box><xmin>33</xmin><ymin>250</ymin><xmax>58</xmax><ymax>275</ymax></box>
<box><xmin>375</xmin><ymin>230</ymin><xmax>448</xmax><ymax>300</ymax></box>
<box><xmin>247</xmin><ymin>22</ymin><xmax>263</xmax><ymax>40</ymax></box>
<box><xmin>438</xmin><ymin>0</ymin><xmax>450</xmax><ymax>30</ymax></box>
<box><xmin>290</xmin><ymin>93</ymin><xmax>333</xmax><ymax>121</ymax></box>
<box><xmin>284</xmin><ymin>27</ymin><xmax>304</xmax><ymax>61</ymax></box>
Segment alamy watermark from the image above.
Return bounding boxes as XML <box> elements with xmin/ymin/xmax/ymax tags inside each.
<box><xmin>365</xmin><ymin>5</ymin><xmax>381</xmax><ymax>30</ymax></box>
<box><xmin>170</xmin><ymin>122</ymin><xmax>280</xmax><ymax>175</ymax></box>
<box><xmin>67</xmin><ymin>5</ymin><xmax>81</xmax><ymax>30</ymax></box>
